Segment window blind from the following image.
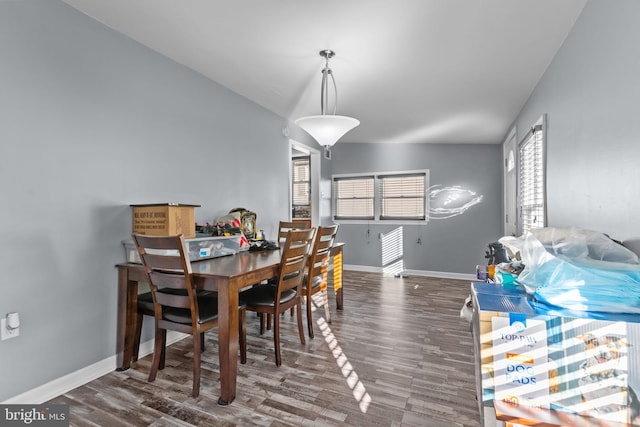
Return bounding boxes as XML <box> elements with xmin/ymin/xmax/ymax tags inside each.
<box><xmin>292</xmin><ymin>157</ymin><xmax>311</xmax><ymax>218</ymax></box>
<box><xmin>333</xmin><ymin>176</ymin><xmax>375</xmax><ymax>220</ymax></box>
<box><xmin>379</xmin><ymin>173</ymin><xmax>426</xmax><ymax>220</ymax></box>
<box><xmin>519</xmin><ymin>123</ymin><xmax>545</xmax><ymax>234</ymax></box>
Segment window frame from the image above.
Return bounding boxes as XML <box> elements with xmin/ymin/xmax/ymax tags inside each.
<box><xmin>518</xmin><ymin>114</ymin><xmax>547</xmax><ymax>235</ymax></box>
<box><xmin>333</xmin><ymin>175</ymin><xmax>376</xmax><ymax>221</ymax></box>
<box><xmin>332</xmin><ymin>169</ymin><xmax>429</xmax><ymax>224</ymax></box>
<box><xmin>291</xmin><ymin>155</ymin><xmax>311</xmax><ymax>220</ymax></box>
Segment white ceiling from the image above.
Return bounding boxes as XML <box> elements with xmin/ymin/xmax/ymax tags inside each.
<box><xmin>62</xmin><ymin>0</ymin><xmax>587</xmax><ymax>145</ymax></box>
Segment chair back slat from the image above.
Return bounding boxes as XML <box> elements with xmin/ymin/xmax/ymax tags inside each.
<box><xmin>148</xmin><ymin>271</ymin><xmax>192</xmax><ymax>309</ymax></box>
<box><xmin>292</xmin><ymin>219</ymin><xmax>312</xmax><ymax>228</ymax></box>
<box><xmin>277</xmin><ymin>220</ymin><xmax>313</xmax><ymax>243</ymax></box>
<box><xmin>140</xmin><ymin>252</ymin><xmax>185</xmax><ymax>272</ymax></box>
<box><xmin>148</xmin><ymin>270</ymin><xmax>189</xmax><ymax>290</ymax></box>
<box><xmin>276</xmin><ymin>229</ymin><xmax>315</xmax><ymax>296</ymax></box>
<box><xmin>154</xmin><ymin>291</ymin><xmax>192</xmax><ymax>309</ymax></box>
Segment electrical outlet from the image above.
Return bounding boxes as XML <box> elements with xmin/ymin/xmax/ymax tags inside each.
<box><xmin>1</xmin><ymin>318</ymin><xmax>19</xmax><ymax>340</ymax></box>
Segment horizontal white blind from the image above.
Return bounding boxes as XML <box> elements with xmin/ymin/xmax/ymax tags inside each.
<box><xmin>292</xmin><ymin>157</ymin><xmax>310</xmax><ymax>219</ymax></box>
<box><xmin>333</xmin><ymin>176</ymin><xmax>375</xmax><ymax>219</ymax></box>
<box><xmin>519</xmin><ymin>124</ymin><xmax>545</xmax><ymax>234</ymax></box>
<box><xmin>292</xmin><ymin>157</ymin><xmax>310</xmax><ymax>206</ymax></box>
<box><xmin>292</xmin><ymin>183</ymin><xmax>309</xmax><ymax>205</ymax></box>
<box><xmin>379</xmin><ymin>173</ymin><xmax>426</xmax><ymax>220</ymax></box>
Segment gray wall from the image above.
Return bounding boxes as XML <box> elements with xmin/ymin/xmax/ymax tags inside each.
<box><xmin>0</xmin><ymin>0</ymin><xmax>315</xmax><ymax>401</ymax></box>
<box><xmin>513</xmin><ymin>0</ymin><xmax>640</xmax><ymax>242</ymax></box>
<box><xmin>330</xmin><ymin>143</ymin><xmax>503</xmax><ymax>274</ymax></box>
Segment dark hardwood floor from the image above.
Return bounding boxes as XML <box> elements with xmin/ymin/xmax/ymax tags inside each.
<box><xmin>48</xmin><ymin>271</ymin><xmax>481</xmax><ymax>426</ymax></box>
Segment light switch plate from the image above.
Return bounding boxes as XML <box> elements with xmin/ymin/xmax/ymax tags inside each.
<box><xmin>1</xmin><ymin>318</ymin><xmax>19</xmax><ymax>340</ymax></box>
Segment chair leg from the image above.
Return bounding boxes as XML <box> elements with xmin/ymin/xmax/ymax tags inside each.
<box><xmin>296</xmin><ymin>302</ymin><xmax>306</xmax><ymax>345</ymax></box>
<box><xmin>273</xmin><ymin>310</ymin><xmax>281</xmax><ymax>367</ymax></box>
<box><xmin>132</xmin><ymin>312</ymin><xmax>144</xmax><ymax>362</ymax></box>
<box><xmin>306</xmin><ymin>294</ymin><xmax>314</xmax><ymax>339</ymax></box>
<box><xmin>159</xmin><ymin>337</ymin><xmax>166</xmax><ymax>371</ymax></box>
<box><xmin>239</xmin><ymin>308</ymin><xmax>247</xmax><ymax>364</ymax></box>
<box><xmin>148</xmin><ymin>327</ymin><xmax>166</xmax><ymax>382</ymax></box>
<box><xmin>259</xmin><ymin>313</ymin><xmax>266</xmax><ymax>335</ymax></box>
<box><xmin>192</xmin><ymin>330</ymin><xmax>202</xmax><ymax>398</ymax></box>
<box><xmin>200</xmin><ymin>332</ymin><xmax>206</xmax><ymax>352</ymax></box>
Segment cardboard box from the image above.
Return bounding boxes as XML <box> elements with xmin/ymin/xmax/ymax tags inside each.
<box><xmin>472</xmin><ymin>282</ymin><xmax>640</xmax><ymax>426</ymax></box>
<box><xmin>131</xmin><ymin>203</ymin><xmax>199</xmax><ymax>238</ymax></box>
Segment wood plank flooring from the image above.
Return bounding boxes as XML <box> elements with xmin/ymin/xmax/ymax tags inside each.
<box><xmin>47</xmin><ymin>271</ymin><xmax>481</xmax><ymax>426</ymax></box>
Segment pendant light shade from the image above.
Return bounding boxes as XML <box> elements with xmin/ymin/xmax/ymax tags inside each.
<box><xmin>294</xmin><ymin>115</ymin><xmax>360</xmax><ymax>147</ymax></box>
<box><xmin>295</xmin><ymin>50</ymin><xmax>359</xmax><ymax>148</ymax></box>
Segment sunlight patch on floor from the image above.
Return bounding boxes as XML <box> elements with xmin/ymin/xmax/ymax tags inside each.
<box><xmin>318</xmin><ymin>317</ymin><xmax>372</xmax><ymax>413</ymax></box>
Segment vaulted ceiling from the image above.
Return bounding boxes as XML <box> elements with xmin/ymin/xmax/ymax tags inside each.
<box><xmin>62</xmin><ymin>0</ymin><xmax>587</xmax><ymax>144</ymax></box>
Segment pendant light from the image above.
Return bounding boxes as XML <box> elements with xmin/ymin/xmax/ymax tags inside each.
<box><xmin>295</xmin><ymin>50</ymin><xmax>360</xmax><ymax>149</ymax></box>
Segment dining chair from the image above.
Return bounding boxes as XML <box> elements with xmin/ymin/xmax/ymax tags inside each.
<box><xmin>132</xmin><ymin>233</ymin><xmax>247</xmax><ymax>398</ymax></box>
<box><xmin>240</xmin><ymin>228</ymin><xmax>315</xmax><ymax>366</ymax></box>
<box><xmin>260</xmin><ymin>220</ymin><xmax>314</xmax><ymax>328</ymax></box>
<box><xmin>303</xmin><ymin>224</ymin><xmax>339</xmax><ymax>339</ymax></box>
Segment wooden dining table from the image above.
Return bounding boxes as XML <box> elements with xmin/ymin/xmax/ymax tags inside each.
<box><xmin>115</xmin><ymin>242</ymin><xmax>344</xmax><ymax>405</ymax></box>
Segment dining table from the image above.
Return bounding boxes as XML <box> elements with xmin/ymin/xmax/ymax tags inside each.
<box><xmin>115</xmin><ymin>242</ymin><xmax>344</xmax><ymax>405</ymax></box>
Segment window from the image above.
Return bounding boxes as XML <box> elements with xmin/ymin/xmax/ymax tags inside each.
<box><xmin>333</xmin><ymin>170</ymin><xmax>429</xmax><ymax>223</ymax></box>
<box><xmin>379</xmin><ymin>174</ymin><xmax>426</xmax><ymax>220</ymax></box>
<box><xmin>292</xmin><ymin>156</ymin><xmax>311</xmax><ymax>219</ymax></box>
<box><xmin>334</xmin><ymin>176</ymin><xmax>375</xmax><ymax>220</ymax></box>
<box><xmin>519</xmin><ymin>115</ymin><xmax>546</xmax><ymax>234</ymax></box>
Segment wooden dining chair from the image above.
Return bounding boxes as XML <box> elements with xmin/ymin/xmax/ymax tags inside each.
<box><xmin>240</xmin><ymin>228</ymin><xmax>315</xmax><ymax>366</ymax></box>
<box><xmin>303</xmin><ymin>224</ymin><xmax>339</xmax><ymax>339</ymax></box>
<box><xmin>260</xmin><ymin>220</ymin><xmax>314</xmax><ymax>326</ymax></box>
<box><xmin>132</xmin><ymin>233</ymin><xmax>247</xmax><ymax>398</ymax></box>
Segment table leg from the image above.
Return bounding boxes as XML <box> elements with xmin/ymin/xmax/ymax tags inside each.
<box><xmin>116</xmin><ymin>266</ymin><xmax>138</xmax><ymax>371</ymax></box>
<box><xmin>216</xmin><ymin>281</ymin><xmax>239</xmax><ymax>405</ymax></box>
<box><xmin>333</xmin><ymin>248</ymin><xmax>343</xmax><ymax>310</ymax></box>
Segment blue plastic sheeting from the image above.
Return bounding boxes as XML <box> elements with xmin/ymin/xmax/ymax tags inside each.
<box><xmin>531</xmin><ymin>258</ymin><xmax>640</xmax><ymax>314</ymax></box>
<box><xmin>510</xmin><ymin>228</ymin><xmax>640</xmax><ymax>314</ymax></box>
<box><xmin>472</xmin><ymin>282</ymin><xmax>640</xmax><ymax>323</ymax></box>
<box><xmin>529</xmin><ymin>296</ymin><xmax>640</xmax><ymax>323</ymax></box>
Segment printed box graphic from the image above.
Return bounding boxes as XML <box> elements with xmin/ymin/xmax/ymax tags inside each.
<box><xmin>492</xmin><ymin>316</ymin><xmax>549</xmax><ymax>409</ymax></box>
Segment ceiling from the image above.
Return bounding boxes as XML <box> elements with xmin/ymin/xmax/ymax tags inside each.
<box><xmin>62</xmin><ymin>0</ymin><xmax>587</xmax><ymax>145</ymax></box>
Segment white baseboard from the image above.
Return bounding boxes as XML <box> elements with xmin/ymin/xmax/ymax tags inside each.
<box><xmin>402</xmin><ymin>269</ymin><xmax>476</xmax><ymax>281</ymax></box>
<box><xmin>344</xmin><ymin>264</ymin><xmax>476</xmax><ymax>281</ymax></box>
<box><xmin>343</xmin><ymin>264</ymin><xmax>381</xmax><ymax>273</ymax></box>
<box><xmin>2</xmin><ymin>331</ymin><xmax>186</xmax><ymax>404</ymax></box>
